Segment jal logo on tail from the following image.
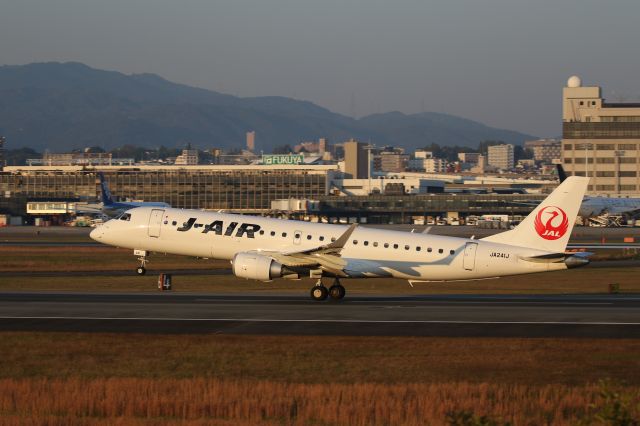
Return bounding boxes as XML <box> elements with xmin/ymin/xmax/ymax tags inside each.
<box><xmin>534</xmin><ymin>206</ymin><xmax>569</xmax><ymax>240</ymax></box>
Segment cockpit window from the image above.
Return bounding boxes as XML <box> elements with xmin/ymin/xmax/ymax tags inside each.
<box><xmin>119</xmin><ymin>213</ymin><xmax>132</xmax><ymax>221</ymax></box>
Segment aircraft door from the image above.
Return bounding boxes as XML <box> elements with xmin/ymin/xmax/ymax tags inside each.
<box><xmin>463</xmin><ymin>242</ymin><xmax>478</xmax><ymax>271</ymax></box>
<box><xmin>148</xmin><ymin>209</ymin><xmax>164</xmax><ymax>238</ymax></box>
<box><xmin>293</xmin><ymin>230</ymin><xmax>302</xmax><ymax>245</ymax></box>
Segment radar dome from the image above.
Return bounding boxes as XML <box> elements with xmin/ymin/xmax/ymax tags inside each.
<box><xmin>567</xmin><ymin>75</ymin><xmax>582</xmax><ymax>88</ymax></box>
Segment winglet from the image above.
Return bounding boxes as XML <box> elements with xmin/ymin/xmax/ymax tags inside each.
<box><xmin>326</xmin><ymin>223</ymin><xmax>358</xmax><ymax>250</ymax></box>
<box><xmin>556</xmin><ymin>164</ymin><xmax>568</xmax><ymax>183</ymax></box>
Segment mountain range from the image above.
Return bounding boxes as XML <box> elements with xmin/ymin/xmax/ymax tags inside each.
<box><xmin>0</xmin><ymin>62</ymin><xmax>535</xmax><ymax>152</ymax></box>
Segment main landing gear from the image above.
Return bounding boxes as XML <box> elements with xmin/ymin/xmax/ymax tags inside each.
<box><xmin>310</xmin><ymin>278</ymin><xmax>346</xmax><ymax>301</ymax></box>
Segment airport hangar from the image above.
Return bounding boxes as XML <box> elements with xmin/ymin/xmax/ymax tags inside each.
<box><xmin>0</xmin><ymin>164</ymin><xmax>550</xmax><ymax>225</ymax></box>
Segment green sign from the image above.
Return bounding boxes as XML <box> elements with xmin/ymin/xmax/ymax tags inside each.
<box><xmin>262</xmin><ymin>154</ymin><xmax>304</xmax><ymax>165</ymax></box>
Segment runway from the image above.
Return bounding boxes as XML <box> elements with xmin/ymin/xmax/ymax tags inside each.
<box><xmin>1</xmin><ymin>292</ymin><xmax>639</xmax><ymax>338</ymax></box>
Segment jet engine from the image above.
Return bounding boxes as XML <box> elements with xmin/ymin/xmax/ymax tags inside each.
<box><xmin>232</xmin><ymin>252</ymin><xmax>284</xmax><ymax>281</ymax></box>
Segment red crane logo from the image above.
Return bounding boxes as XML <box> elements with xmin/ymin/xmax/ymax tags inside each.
<box><xmin>534</xmin><ymin>206</ymin><xmax>569</xmax><ymax>240</ymax></box>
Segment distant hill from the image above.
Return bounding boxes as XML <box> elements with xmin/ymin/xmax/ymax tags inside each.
<box><xmin>0</xmin><ymin>62</ymin><xmax>535</xmax><ymax>152</ymax></box>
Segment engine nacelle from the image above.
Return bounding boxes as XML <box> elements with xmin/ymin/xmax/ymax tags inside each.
<box><xmin>232</xmin><ymin>252</ymin><xmax>284</xmax><ymax>281</ymax></box>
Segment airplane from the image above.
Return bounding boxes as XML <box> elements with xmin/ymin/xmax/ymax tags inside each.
<box><xmin>98</xmin><ymin>172</ymin><xmax>170</xmax><ymax>217</ymax></box>
<box><xmin>90</xmin><ymin>176</ymin><xmax>592</xmax><ymax>301</ymax></box>
<box><xmin>557</xmin><ymin>165</ymin><xmax>640</xmax><ymax>218</ymax></box>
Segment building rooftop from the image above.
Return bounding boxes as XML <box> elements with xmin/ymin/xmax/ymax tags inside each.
<box><xmin>2</xmin><ymin>164</ymin><xmax>340</xmax><ymax>173</ymax></box>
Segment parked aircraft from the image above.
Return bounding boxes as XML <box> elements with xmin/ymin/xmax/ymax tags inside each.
<box><xmin>90</xmin><ymin>177</ymin><xmax>590</xmax><ymax>301</ymax></box>
<box><xmin>557</xmin><ymin>165</ymin><xmax>640</xmax><ymax>218</ymax></box>
<box><xmin>99</xmin><ymin>172</ymin><xmax>170</xmax><ymax>217</ymax></box>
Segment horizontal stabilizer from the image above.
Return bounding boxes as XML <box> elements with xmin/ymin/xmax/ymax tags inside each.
<box><xmin>519</xmin><ymin>253</ymin><xmax>566</xmax><ymax>263</ymax></box>
<box><xmin>520</xmin><ymin>251</ymin><xmax>592</xmax><ymax>268</ymax></box>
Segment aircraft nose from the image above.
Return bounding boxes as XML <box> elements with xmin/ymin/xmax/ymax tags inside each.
<box><xmin>89</xmin><ymin>226</ymin><xmax>103</xmax><ymax>241</ymax></box>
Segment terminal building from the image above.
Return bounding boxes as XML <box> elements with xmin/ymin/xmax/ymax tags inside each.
<box><xmin>0</xmin><ymin>164</ymin><xmax>337</xmax><ymax>218</ymax></box>
<box><xmin>0</xmin><ymin>161</ymin><xmax>553</xmax><ymax>224</ymax></box>
<box><xmin>303</xmin><ymin>193</ymin><xmax>545</xmax><ymax>225</ymax></box>
<box><xmin>562</xmin><ymin>75</ymin><xmax>640</xmax><ymax>196</ymax></box>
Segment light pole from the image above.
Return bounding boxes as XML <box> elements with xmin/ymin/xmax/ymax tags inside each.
<box><xmin>363</xmin><ymin>143</ymin><xmax>376</xmax><ymax>195</ymax></box>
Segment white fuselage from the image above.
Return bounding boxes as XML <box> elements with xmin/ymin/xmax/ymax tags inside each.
<box><xmin>90</xmin><ymin>207</ymin><xmax>569</xmax><ymax>281</ymax></box>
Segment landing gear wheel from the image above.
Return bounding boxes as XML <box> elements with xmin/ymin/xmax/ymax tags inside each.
<box><xmin>310</xmin><ymin>285</ymin><xmax>329</xmax><ymax>301</ymax></box>
<box><xmin>329</xmin><ymin>284</ymin><xmax>346</xmax><ymax>300</ymax></box>
<box><xmin>136</xmin><ymin>266</ymin><xmax>146</xmax><ymax>275</ymax></box>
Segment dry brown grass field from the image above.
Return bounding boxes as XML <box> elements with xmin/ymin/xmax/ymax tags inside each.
<box><xmin>0</xmin><ymin>333</ymin><xmax>639</xmax><ymax>425</ymax></box>
<box><xmin>2</xmin><ymin>378</ymin><xmax>638</xmax><ymax>425</ymax></box>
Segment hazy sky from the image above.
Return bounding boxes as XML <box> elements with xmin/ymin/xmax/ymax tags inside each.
<box><xmin>2</xmin><ymin>0</ymin><xmax>640</xmax><ymax>137</ymax></box>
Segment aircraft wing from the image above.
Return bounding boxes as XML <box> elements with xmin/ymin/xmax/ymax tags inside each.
<box><xmin>280</xmin><ymin>223</ymin><xmax>357</xmax><ymax>256</ymax></box>
<box><xmin>256</xmin><ymin>224</ymin><xmax>358</xmax><ymax>276</ymax></box>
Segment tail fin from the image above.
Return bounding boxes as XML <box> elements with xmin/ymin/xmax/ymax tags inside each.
<box><xmin>556</xmin><ymin>164</ymin><xmax>568</xmax><ymax>182</ymax></box>
<box><xmin>481</xmin><ymin>176</ymin><xmax>589</xmax><ymax>252</ymax></box>
<box><xmin>98</xmin><ymin>172</ymin><xmax>114</xmax><ymax>205</ymax></box>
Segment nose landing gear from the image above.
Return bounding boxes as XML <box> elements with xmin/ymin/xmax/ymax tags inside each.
<box><xmin>135</xmin><ymin>249</ymin><xmax>149</xmax><ymax>275</ymax></box>
<box><xmin>310</xmin><ymin>278</ymin><xmax>345</xmax><ymax>301</ymax></box>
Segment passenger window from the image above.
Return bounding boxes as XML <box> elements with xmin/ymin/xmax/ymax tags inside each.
<box><xmin>319</xmin><ymin>236</ymin><xmax>325</xmax><ymax>241</ymax></box>
<box><xmin>331</xmin><ymin>237</ymin><xmax>337</xmax><ymax>242</ymax></box>
<box><xmin>450</xmin><ymin>249</ymin><xmax>455</xmax><ymax>255</ymax></box>
<box><xmin>259</xmin><ymin>230</ymin><xmax>265</xmax><ymax>235</ymax></box>
<box><xmin>172</xmin><ymin>221</ymin><xmax>177</xmax><ymax>226</ymax></box>
<box><xmin>393</xmin><ymin>244</ymin><xmax>398</xmax><ymax>249</ymax></box>
<box><xmin>283</xmin><ymin>232</ymin><xmax>288</xmax><ymax>237</ymax></box>
<box><xmin>438</xmin><ymin>249</ymin><xmax>444</xmax><ymax>254</ymax></box>
<box><xmin>373</xmin><ymin>242</ymin><xmax>378</xmax><ymax>247</ymax></box>
<box><xmin>405</xmin><ymin>245</ymin><xmax>410</xmax><ymax>250</ymax></box>
<box><xmin>416</xmin><ymin>246</ymin><xmax>421</xmax><ymax>251</ymax></box>
<box><xmin>294</xmin><ymin>233</ymin><xmax>299</xmax><ymax>238</ymax></box>
<box><xmin>353</xmin><ymin>240</ymin><xmax>358</xmax><ymax>245</ymax></box>
<box><xmin>427</xmin><ymin>248</ymin><xmax>432</xmax><ymax>252</ymax></box>
<box><xmin>307</xmin><ymin>235</ymin><xmax>312</xmax><ymax>240</ymax></box>
<box><xmin>384</xmin><ymin>243</ymin><xmax>389</xmax><ymax>248</ymax></box>
<box><xmin>270</xmin><ymin>231</ymin><xmax>276</xmax><ymax>236</ymax></box>
<box><xmin>364</xmin><ymin>241</ymin><xmax>369</xmax><ymax>246</ymax></box>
